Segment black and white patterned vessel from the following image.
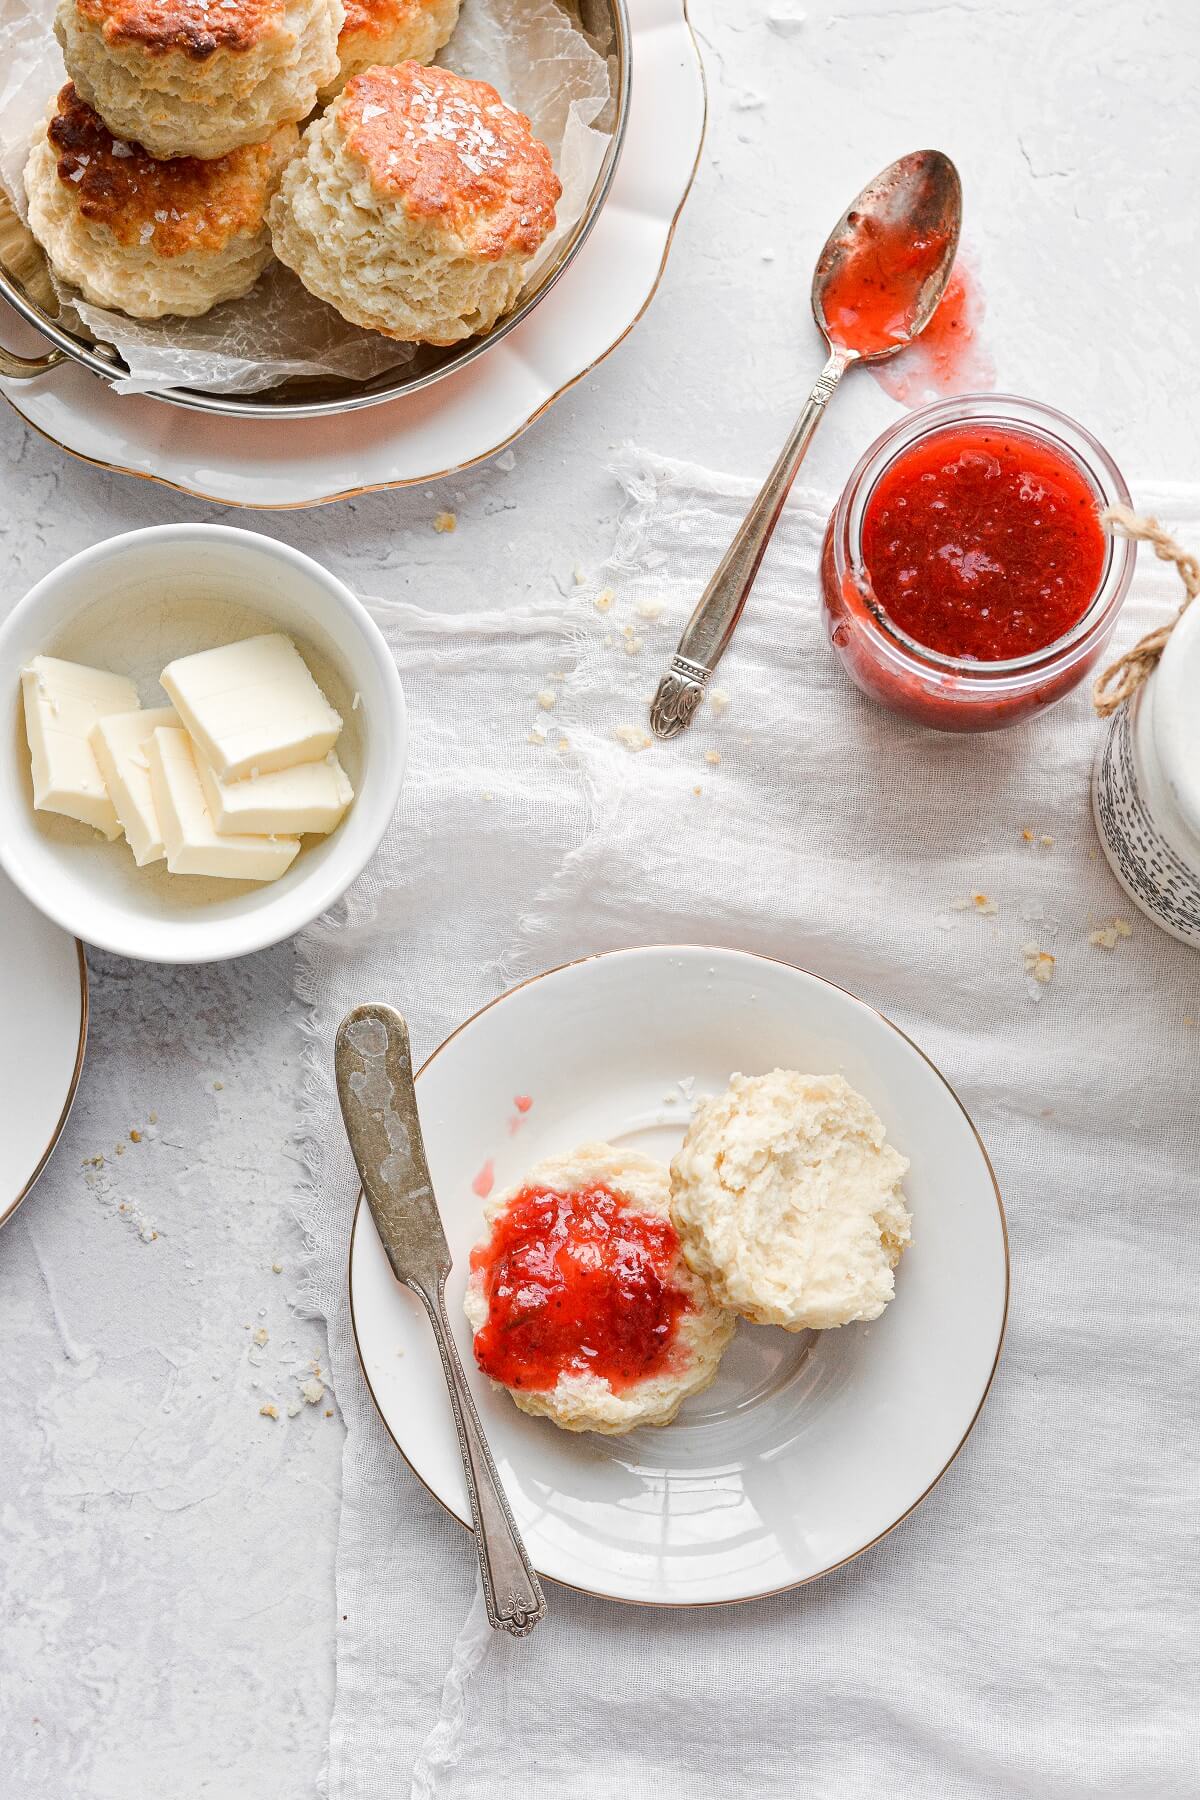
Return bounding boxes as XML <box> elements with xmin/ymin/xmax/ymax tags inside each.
<box><xmin>1092</xmin><ymin>690</ymin><xmax>1200</xmax><ymax>947</ymax></box>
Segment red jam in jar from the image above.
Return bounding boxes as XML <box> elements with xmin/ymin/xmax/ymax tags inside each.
<box><xmin>820</xmin><ymin>396</ymin><xmax>1134</xmax><ymax>732</ymax></box>
<box><xmin>860</xmin><ymin>426</ymin><xmax>1108</xmax><ymax>661</ymax></box>
<box><xmin>470</xmin><ymin>1184</ymin><xmax>691</xmax><ymax>1393</ymax></box>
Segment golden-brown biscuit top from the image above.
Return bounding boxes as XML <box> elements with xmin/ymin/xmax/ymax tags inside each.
<box><xmin>339</xmin><ymin>0</ymin><xmax>438</xmax><ymax>42</ymax></box>
<box><xmin>339</xmin><ymin>63</ymin><xmax>560</xmax><ymax>261</ymax></box>
<box><xmin>74</xmin><ymin>0</ymin><xmax>284</xmax><ymax>59</ymax></box>
<box><xmin>48</xmin><ymin>85</ymin><xmax>292</xmax><ymax>255</ymax></box>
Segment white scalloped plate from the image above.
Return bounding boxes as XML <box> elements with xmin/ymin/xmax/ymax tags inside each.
<box><xmin>349</xmin><ymin>947</ymin><xmax>1009</xmax><ymax>1607</ymax></box>
<box><xmin>0</xmin><ymin>0</ymin><xmax>704</xmax><ymax>508</ymax></box>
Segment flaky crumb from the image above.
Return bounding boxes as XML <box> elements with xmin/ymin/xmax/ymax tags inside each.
<box><xmin>527</xmin><ymin>726</ymin><xmax>547</xmax><ymax>746</ymax></box>
<box><xmin>1089</xmin><ymin>918</ymin><xmax>1133</xmax><ymax>950</ymax></box>
<box><xmin>593</xmin><ymin>587</ymin><xmax>615</xmax><ymax>614</ymax></box>
<box><xmin>614</xmin><ymin>724</ymin><xmax>652</xmax><ymax>752</ymax></box>
<box><xmin>432</xmin><ymin>511</ymin><xmax>456</xmax><ymax>533</ymax></box>
<box><xmin>286</xmin><ymin>1400</ymin><xmax>302</xmax><ymax>1418</ymax></box>
<box><xmin>693</xmin><ymin>785</ymin><xmax>703</xmax><ymax>796</ymax></box>
<box><xmin>636</xmin><ymin>598</ymin><xmax>664</xmax><ymax>620</ymax></box>
<box><xmin>952</xmin><ymin>892</ymin><xmax>999</xmax><ymax>917</ymax></box>
<box><xmin>704</xmin><ymin>750</ymin><xmax>721</xmax><ymax>767</ymax></box>
<box><xmin>301</xmin><ymin>1377</ymin><xmax>324</xmax><ymax>1406</ymax></box>
<box><xmin>1022</xmin><ymin>943</ymin><xmax>1056</xmax><ymax>984</ymax></box>
<box><xmin>259</xmin><ymin>1403</ymin><xmax>279</xmax><ymax>1421</ymax></box>
<box><xmin>129</xmin><ymin>1129</ymin><xmax>142</xmax><ymax>1143</ymax></box>
<box><xmin>271</xmin><ymin>1261</ymin><xmax>282</xmax><ymax>1274</ymax></box>
<box><xmin>536</xmin><ymin>689</ymin><xmax>556</xmax><ymax>710</ymax></box>
<box><xmin>212</xmin><ymin>1080</ymin><xmax>224</xmax><ymax>1091</ymax></box>
<box><xmin>555</xmin><ymin>737</ymin><xmax>569</xmax><ymax>752</ymax></box>
<box><xmin>708</xmin><ymin>687</ymin><xmax>731</xmax><ymax>717</ymax></box>
<box><xmin>622</xmin><ymin>636</ymin><xmax>644</xmax><ymax>656</ymax></box>
<box><xmin>1040</xmin><ymin>835</ymin><xmax>1055</xmax><ymax>848</ymax></box>
<box><xmin>252</xmin><ymin>1326</ymin><xmax>268</xmax><ymax>1347</ymax></box>
<box><xmin>1021</xmin><ymin>828</ymin><xmax>1034</xmax><ymax>842</ymax></box>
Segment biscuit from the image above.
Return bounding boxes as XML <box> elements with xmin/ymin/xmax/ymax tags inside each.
<box><xmin>269</xmin><ymin>60</ymin><xmax>561</xmax><ymax>345</ymax></box>
<box><xmin>318</xmin><ymin>0</ymin><xmax>459</xmax><ymax>103</ymax></box>
<box><xmin>54</xmin><ymin>0</ymin><xmax>344</xmax><ymax>161</ymax></box>
<box><xmin>670</xmin><ymin>1071</ymin><xmax>912</xmax><ymax>1333</ymax></box>
<box><xmin>465</xmin><ymin>1144</ymin><xmax>736</xmax><ymax>1435</ymax></box>
<box><xmin>24</xmin><ymin>85</ymin><xmax>296</xmax><ymax>318</ymax></box>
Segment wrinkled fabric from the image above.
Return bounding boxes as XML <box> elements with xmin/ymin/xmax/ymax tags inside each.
<box><xmin>296</xmin><ymin>452</ymin><xmax>1200</xmax><ymax>1800</ymax></box>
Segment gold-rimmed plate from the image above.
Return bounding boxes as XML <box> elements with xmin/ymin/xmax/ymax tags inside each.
<box><xmin>0</xmin><ymin>0</ymin><xmax>705</xmax><ymax>504</ymax></box>
<box><xmin>349</xmin><ymin>945</ymin><xmax>1008</xmax><ymax>1607</ymax></box>
<box><xmin>0</xmin><ymin>869</ymin><xmax>87</xmax><ymax>1229</ymax></box>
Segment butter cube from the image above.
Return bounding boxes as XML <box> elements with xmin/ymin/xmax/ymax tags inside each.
<box><xmin>21</xmin><ymin>655</ymin><xmax>139</xmax><ymax>840</ymax></box>
<box><xmin>91</xmin><ymin>707</ymin><xmax>179</xmax><ymax>867</ymax></box>
<box><xmin>160</xmin><ymin>633</ymin><xmax>341</xmax><ymax>781</ymax></box>
<box><xmin>147</xmin><ymin>727</ymin><xmax>300</xmax><ymax>882</ymax></box>
<box><xmin>197</xmin><ymin>750</ymin><xmax>354</xmax><ymax>838</ymax></box>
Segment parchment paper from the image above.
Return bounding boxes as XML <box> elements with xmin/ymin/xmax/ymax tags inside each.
<box><xmin>0</xmin><ymin>0</ymin><xmax>612</xmax><ymax>394</ymax></box>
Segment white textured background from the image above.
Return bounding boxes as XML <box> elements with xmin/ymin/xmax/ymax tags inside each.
<box><xmin>1</xmin><ymin>1</ymin><xmax>1196</xmax><ymax>1795</ymax></box>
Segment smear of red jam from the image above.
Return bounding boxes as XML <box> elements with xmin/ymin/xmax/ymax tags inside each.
<box><xmin>470</xmin><ymin>1184</ymin><xmax>691</xmax><ymax>1393</ymax></box>
<box><xmin>871</xmin><ymin>262</ymin><xmax>995</xmax><ymax>408</ymax></box>
<box><xmin>472</xmin><ymin>1160</ymin><xmax>495</xmax><ymax>1200</ymax></box>
<box><xmin>860</xmin><ymin>425</ymin><xmax>1107</xmax><ymax>661</ymax></box>
<box><xmin>822</xmin><ymin>212</ymin><xmax>954</xmax><ymax>356</ymax></box>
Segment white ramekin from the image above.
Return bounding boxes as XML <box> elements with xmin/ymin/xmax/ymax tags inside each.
<box><xmin>0</xmin><ymin>524</ymin><xmax>407</xmax><ymax>964</ymax></box>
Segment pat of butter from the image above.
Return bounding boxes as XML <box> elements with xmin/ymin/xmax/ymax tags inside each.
<box><xmin>147</xmin><ymin>726</ymin><xmax>300</xmax><ymax>882</ymax></box>
<box><xmin>90</xmin><ymin>707</ymin><xmax>179</xmax><ymax>866</ymax></box>
<box><xmin>197</xmin><ymin>750</ymin><xmax>354</xmax><ymax>837</ymax></box>
<box><xmin>160</xmin><ymin>633</ymin><xmax>342</xmax><ymax>781</ymax></box>
<box><xmin>21</xmin><ymin>655</ymin><xmax>139</xmax><ymax>840</ymax></box>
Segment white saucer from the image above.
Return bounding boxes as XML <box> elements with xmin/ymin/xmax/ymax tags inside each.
<box><xmin>349</xmin><ymin>946</ymin><xmax>1008</xmax><ymax>1607</ymax></box>
<box><xmin>0</xmin><ymin>1</ymin><xmax>705</xmax><ymax>508</ymax></box>
<box><xmin>0</xmin><ymin>870</ymin><xmax>87</xmax><ymax>1228</ymax></box>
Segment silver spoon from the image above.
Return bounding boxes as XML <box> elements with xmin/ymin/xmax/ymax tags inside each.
<box><xmin>335</xmin><ymin>1003</ymin><xmax>547</xmax><ymax>1636</ymax></box>
<box><xmin>649</xmin><ymin>149</ymin><xmax>962</xmax><ymax>739</ymax></box>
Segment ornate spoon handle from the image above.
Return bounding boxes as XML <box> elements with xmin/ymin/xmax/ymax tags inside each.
<box><xmin>417</xmin><ymin>1278</ymin><xmax>547</xmax><ymax>1637</ymax></box>
<box><xmin>649</xmin><ymin>347</ymin><xmax>852</xmax><ymax>739</ymax></box>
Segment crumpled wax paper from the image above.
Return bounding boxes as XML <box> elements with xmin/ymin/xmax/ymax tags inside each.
<box><xmin>0</xmin><ymin>0</ymin><xmax>612</xmax><ymax>394</ymax></box>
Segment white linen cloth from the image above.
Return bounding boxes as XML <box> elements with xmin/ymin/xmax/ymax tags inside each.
<box><xmin>295</xmin><ymin>451</ymin><xmax>1200</xmax><ymax>1800</ymax></box>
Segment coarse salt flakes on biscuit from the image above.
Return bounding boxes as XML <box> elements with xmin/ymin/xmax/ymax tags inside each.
<box><xmin>318</xmin><ymin>0</ymin><xmax>460</xmax><ymax>103</ymax></box>
<box><xmin>54</xmin><ymin>0</ymin><xmax>344</xmax><ymax>162</ymax></box>
<box><xmin>269</xmin><ymin>60</ymin><xmax>561</xmax><ymax>346</ymax></box>
<box><xmin>24</xmin><ymin>84</ymin><xmax>295</xmax><ymax>319</ymax></box>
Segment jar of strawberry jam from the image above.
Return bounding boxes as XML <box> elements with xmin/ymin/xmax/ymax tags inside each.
<box><xmin>820</xmin><ymin>395</ymin><xmax>1135</xmax><ymax>731</ymax></box>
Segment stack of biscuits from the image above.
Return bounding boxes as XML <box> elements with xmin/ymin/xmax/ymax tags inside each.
<box><xmin>23</xmin><ymin>0</ymin><xmax>562</xmax><ymax>344</ymax></box>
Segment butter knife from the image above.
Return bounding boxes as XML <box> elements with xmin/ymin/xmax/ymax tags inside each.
<box><xmin>334</xmin><ymin>1003</ymin><xmax>547</xmax><ymax>1637</ymax></box>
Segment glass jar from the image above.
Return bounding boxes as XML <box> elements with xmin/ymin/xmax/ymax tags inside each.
<box><xmin>819</xmin><ymin>394</ymin><xmax>1135</xmax><ymax>732</ymax></box>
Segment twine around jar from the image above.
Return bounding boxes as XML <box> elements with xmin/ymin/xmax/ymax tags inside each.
<box><xmin>1092</xmin><ymin>505</ymin><xmax>1200</xmax><ymax>717</ymax></box>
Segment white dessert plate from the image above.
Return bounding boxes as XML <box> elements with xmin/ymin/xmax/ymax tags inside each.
<box><xmin>0</xmin><ymin>870</ymin><xmax>87</xmax><ymax>1229</ymax></box>
<box><xmin>0</xmin><ymin>0</ymin><xmax>705</xmax><ymax>508</ymax></box>
<box><xmin>349</xmin><ymin>945</ymin><xmax>1009</xmax><ymax>1607</ymax></box>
